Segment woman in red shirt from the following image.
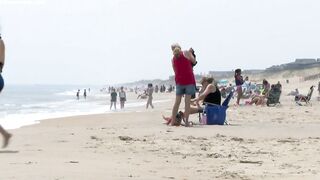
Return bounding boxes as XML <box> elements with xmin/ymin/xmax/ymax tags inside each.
<box><xmin>170</xmin><ymin>44</ymin><xmax>196</xmax><ymax>126</ymax></box>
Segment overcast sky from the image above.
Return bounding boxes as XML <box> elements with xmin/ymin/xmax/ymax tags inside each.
<box><xmin>0</xmin><ymin>0</ymin><xmax>319</xmax><ymax>85</ymax></box>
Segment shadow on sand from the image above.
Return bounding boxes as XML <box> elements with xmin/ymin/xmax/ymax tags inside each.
<box><xmin>0</xmin><ymin>150</ymin><xmax>19</xmax><ymax>154</ymax></box>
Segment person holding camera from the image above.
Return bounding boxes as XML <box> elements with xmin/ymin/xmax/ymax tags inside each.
<box><xmin>170</xmin><ymin>43</ymin><xmax>196</xmax><ymax>126</ymax></box>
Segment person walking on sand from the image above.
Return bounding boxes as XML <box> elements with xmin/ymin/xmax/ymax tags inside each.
<box><xmin>234</xmin><ymin>68</ymin><xmax>244</xmax><ymax>105</ymax></box>
<box><xmin>119</xmin><ymin>86</ymin><xmax>126</xmax><ymax>109</ymax></box>
<box><xmin>0</xmin><ymin>34</ymin><xmax>12</xmax><ymax>148</ymax></box>
<box><xmin>110</xmin><ymin>88</ymin><xmax>117</xmax><ymax>110</ymax></box>
<box><xmin>170</xmin><ymin>43</ymin><xmax>196</xmax><ymax>126</ymax></box>
<box><xmin>146</xmin><ymin>83</ymin><xmax>154</xmax><ymax>109</ymax></box>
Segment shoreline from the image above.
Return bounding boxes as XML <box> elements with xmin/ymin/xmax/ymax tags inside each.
<box><xmin>1</xmin><ymin>98</ymin><xmax>172</xmax><ymax>130</ymax></box>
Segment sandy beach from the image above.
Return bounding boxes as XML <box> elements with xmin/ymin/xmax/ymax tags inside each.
<box><xmin>2</xmin><ymin>1</ymin><xmax>320</xmax><ymax>179</ymax></box>
<box><xmin>0</xmin><ymin>76</ymin><xmax>320</xmax><ymax>180</ymax></box>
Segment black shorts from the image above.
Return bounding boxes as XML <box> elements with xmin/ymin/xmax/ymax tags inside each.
<box><xmin>120</xmin><ymin>97</ymin><xmax>126</xmax><ymax>102</ymax></box>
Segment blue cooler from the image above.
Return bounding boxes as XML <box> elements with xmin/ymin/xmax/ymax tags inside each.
<box><xmin>205</xmin><ymin>105</ymin><xmax>227</xmax><ymax>125</ymax></box>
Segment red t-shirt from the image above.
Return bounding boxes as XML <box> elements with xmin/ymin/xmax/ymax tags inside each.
<box><xmin>172</xmin><ymin>52</ymin><xmax>196</xmax><ymax>85</ymax></box>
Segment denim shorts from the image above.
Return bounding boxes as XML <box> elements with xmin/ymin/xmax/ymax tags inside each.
<box><xmin>176</xmin><ymin>84</ymin><xmax>196</xmax><ymax>96</ymax></box>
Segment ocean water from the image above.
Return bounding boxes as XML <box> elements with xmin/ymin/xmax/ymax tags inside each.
<box><xmin>0</xmin><ymin>85</ymin><xmax>152</xmax><ymax>129</ymax></box>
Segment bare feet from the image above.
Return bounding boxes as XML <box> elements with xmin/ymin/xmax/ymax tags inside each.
<box><xmin>3</xmin><ymin>133</ymin><xmax>12</xmax><ymax>148</ymax></box>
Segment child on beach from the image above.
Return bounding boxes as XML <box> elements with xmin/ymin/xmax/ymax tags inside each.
<box><xmin>110</xmin><ymin>88</ymin><xmax>117</xmax><ymax>110</ymax></box>
<box><xmin>119</xmin><ymin>86</ymin><xmax>126</xmax><ymax>109</ymax></box>
<box><xmin>146</xmin><ymin>83</ymin><xmax>154</xmax><ymax>109</ymax></box>
<box><xmin>0</xmin><ymin>34</ymin><xmax>12</xmax><ymax>148</ymax></box>
<box><xmin>234</xmin><ymin>69</ymin><xmax>244</xmax><ymax>105</ymax></box>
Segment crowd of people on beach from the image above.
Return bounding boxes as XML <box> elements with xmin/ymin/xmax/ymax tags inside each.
<box><xmin>164</xmin><ymin>43</ymin><xmax>320</xmax><ymax>127</ymax></box>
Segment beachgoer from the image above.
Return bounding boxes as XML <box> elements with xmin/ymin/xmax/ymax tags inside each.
<box><xmin>191</xmin><ymin>76</ymin><xmax>221</xmax><ymax>113</ymax></box>
<box><xmin>170</xmin><ymin>43</ymin><xmax>196</xmax><ymax>126</ymax></box>
<box><xmin>155</xmin><ymin>85</ymin><xmax>159</xmax><ymax>93</ymax></box>
<box><xmin>137</xmin><ymin>90</ymin><xmax>148</xmax><ymax>99</ymax></box>
<box><xmin>262</xmin><ymin>79</ymin><xmax>271</xmax><ymax>95</ymax></box>
<box><xmin>119</xmin><ymin>86</ymin><xmax>126</xmax><ymax>109</ymax></box>
<box><xmin>76</xmin><ymin>89</ymin><xmax>80</xmax><ymax>100</ymax></box>
<box><xmin>277</xmin><ymin>81</ymin><xmax>282</xmax><ymax>93</ymax></box>
<box><xmin>318</xmin><ymin>81</ymin><xmax>320</xmax><ymax>95</ymax></box>
<box><xmin>83</xmin><ymin>89</ymin><xmax>87</xmax><ymax>99</ymax></box>
<box><xmin>249</xmin><ymin>79</ymin><xmax>271</xmax><ymax>105</ymax></box>
<box><xmin>146</xmin><ymin>83</ymin><xmax>154</xmax><ymax>109</ymax></box>
<box><xmin>234</xmin><ymin>69</ymin><xmax>244</xmax><ymax>105</ymax></box>
<box><xmin>0</xmin><ymin>34</ymin><xmax>12</xmax><ymax>148</ymax></box>
<box><xmin>110</xmin><ymin>88</ymin><xmax>117</xmax><ymax>110</ymax></box>
<box><xmin>164</xmin><ymin>76</ymin><xmax>221</xmax><ymax>126</ymax></box>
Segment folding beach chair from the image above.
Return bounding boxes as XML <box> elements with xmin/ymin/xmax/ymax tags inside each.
<box><xmin>267</xmin><ymin>83</ymin><xmax>282</xmax><ymax>106</ymax></box>
<box><xmin>295</xmin><ymin>86</ymin><xmax>314</xmax><ymax>106</ymax></box>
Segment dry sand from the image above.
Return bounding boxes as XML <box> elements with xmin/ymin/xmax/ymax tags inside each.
<box><xmin>0</xmin><ymin>77</ymin><xmax>320</xmax><ymax>180</ymax></box>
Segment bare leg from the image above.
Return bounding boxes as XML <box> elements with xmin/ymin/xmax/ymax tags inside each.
<box><xmin>236</xmin><ymin>87</ymin><xmax>242</xmax><ymax>105</ymax></box>
<box><xmin>146</xmin><ymin>98</ymin><xmax>149</xmax><ymax>109</ymax></box>
<box><xmin>171</xmin><ymin>95</ymin><xmax>182</xmax><ymax>126</ymax></box>
<box><xmin>189</xmin><ymin>106</ymin><xmax>201</xmax><ymax>114</ymax></box>
<box><xmin>110</xmin><ymin>102</ymin><xmax>113</xmax><ymax>110</ymax></box>
<box><xmin>0</xmin><ymin>125</ymin><xmax>12</xmax><ymax>148</ymax></box>
<box><xmin>249</xmin><ymin>97</ymin><xmax>259</xmax><ymax>105</ymax></box>
<box><xmin>146</xmin><ymin>97</ymin><xmax>154</xmax><ymax>109</ymax></box>
<box><xmin>184</xmin><ymin>95</ymin><xmax>192</xmax><ymax>126</ymax></box>
<box><xmin>121</xmin><ymin>101</ymin><xmax>124</xmax><ymax>109</ymax></box>
<box><xmin>150</xmin><ymin>98</ymin><xmax>154</xmax><ymax>109</ymax></box>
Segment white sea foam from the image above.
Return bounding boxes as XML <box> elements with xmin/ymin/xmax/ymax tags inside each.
<box><xmin>0</xmin><ymin>97</ymin><xmax>170</xmax><ymax>130</ymax></box>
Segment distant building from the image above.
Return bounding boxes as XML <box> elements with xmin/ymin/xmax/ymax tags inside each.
<box><xmin>266</xmin><ymin>58</ymin><xmax>320</xmax><ymax>71</ymax></box>
<box><xmin>295</xmin><ymin>58</ymin><xmax>316</xmax><ymax>64</ymax></box>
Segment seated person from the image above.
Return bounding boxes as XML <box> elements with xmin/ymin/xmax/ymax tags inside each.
<box><xmin>163</xmin><ymin>76</ymin><xmax>221</xmax><ymax>126</ymax></box>
<box><xmin>185</xmin><ymin>76</ymin><xmax>221</xmax><ymax>118</ymax></box>
<box><xmin>137</xmin><ymin>90</ymin><xmax>148</xmax><ymax>99</ymax></box>
<box><xmin>249</xmin><ymin>79</ymin><xmax>270</xmax><ymax>105</ymax></box>
<box><xmin>190</xmin><ymin>76</ymin><xmax>221</xmax><ymax>113</ymax></box>
<box><xmin>295</xmin><ymin>86</ymin><xmax>314</xmax><ymax>102</ymax></box>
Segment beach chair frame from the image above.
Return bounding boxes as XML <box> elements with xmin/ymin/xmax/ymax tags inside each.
<box><xmin>295</xmin><ymin>86</ymin><xmax>314</xmax><ymax>106</ymax></box>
